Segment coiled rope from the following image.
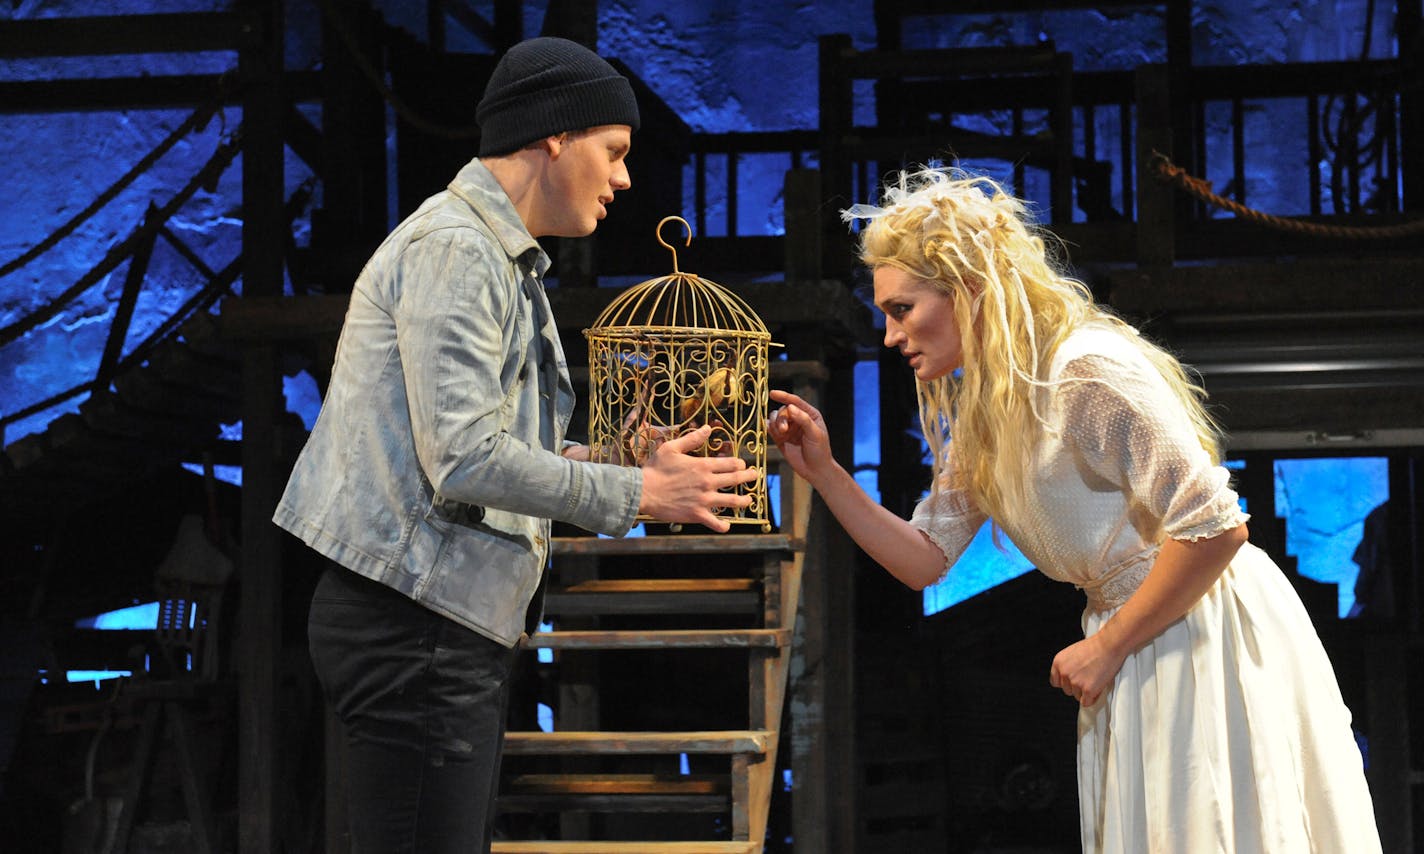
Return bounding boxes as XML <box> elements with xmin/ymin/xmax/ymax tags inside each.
<box><xmin>1149</xmin><ymin>150</ymin><xmax>1424</xmax><ymax>240</ymax></box>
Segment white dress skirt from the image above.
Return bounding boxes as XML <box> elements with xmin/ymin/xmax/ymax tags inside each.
<box><xmin>1078</xmin><ymin>543</ymin><xmax>1380</xmax><ymax>853</ymax></box>
<box><xmin>912</xmin><ymin>324</ymin><xmax>1383</xmax><ymax>853</ymax></box>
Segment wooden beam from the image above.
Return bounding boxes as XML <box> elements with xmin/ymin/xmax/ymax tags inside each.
<box><xmin>504</xmin><ymin>730</ymin><xmax>771</xmax><ymax>755</ymax></box>
<box><xmin>237</xmin><ymin>2</ymin><xmax>285</xmax><ymax>852</ymax></box>
<box><xmin>0</xmin><ymin>12</ymin><xmax>254</xmax><ymax>57</ymax></box>
<box><xmin>491</xmin><ymin>843</ymin><xmax>758</xmax><ymax>854</ymax></box>
<box><xmin>1109</xmin><ymin>258</ymin><xmax>1424</xmax><ymax>315</ymax></box>
<box><xmin>551</xmin><ymin>534</ymin><xmax>799</xmax><ymax>556</ymax></box>
<box><xmin>884</xmin><ymin>0</ymin><xmax>1162</xmax><ymax>12</ymax></box>
<box><xmin>0</xmin><ymin>71</ymin><xmax>322</xmax><ymax>114</ymax></box>
<box><xmin>521</xmin><ymin>629</ymin><xmax>790</xmax><ymax>650</ymax></box>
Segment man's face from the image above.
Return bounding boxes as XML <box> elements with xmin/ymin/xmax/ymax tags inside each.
<box><xmin>542</xmin><ymin>125</ymin><xmax>632</xmax><ymax>237</ymax></box>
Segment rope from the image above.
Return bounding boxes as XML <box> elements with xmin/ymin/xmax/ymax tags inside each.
<box><xmin>315</xmin><ymin>0</ymin><xmax>482</xmax><ymax>140</ymax></box>
<box><xmin>0</xmin><ymin>97</ymin><xmax>226</xmax><ymax>280</ymax></box>
<box><xmin>1148</xmin><ymin>150</ymin><xmax>1424</xmax><ymax>239</ymax></box>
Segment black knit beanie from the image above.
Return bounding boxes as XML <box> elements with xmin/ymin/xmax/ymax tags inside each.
<box><xmin>476</xmin><ymin>37</ymin><xmax>641</xmax><ymax>157</ymax></box>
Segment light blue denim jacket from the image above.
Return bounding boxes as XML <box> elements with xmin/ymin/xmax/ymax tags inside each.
<box><xmin>274</xmin><ymin>158</ymin><xmax>642</xmax><ymax>647</ymax></box>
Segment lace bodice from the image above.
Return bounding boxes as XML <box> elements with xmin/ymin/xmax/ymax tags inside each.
<box><xmin>911</xmin><ymin>324</ymin><xmax>1249</xmax><ymax>610</ymax></box>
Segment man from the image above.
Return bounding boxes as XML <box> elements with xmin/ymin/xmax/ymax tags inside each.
<box><xmin>274</xmin><ymin>37</ymin><xmax>759</xmax><ymax>852</ymax></box>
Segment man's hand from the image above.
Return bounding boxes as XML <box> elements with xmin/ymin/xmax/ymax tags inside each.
<box><xmin>639</xmin><ymin>424</ymin><xmax>761</xmax><ymax>532</ymax></box>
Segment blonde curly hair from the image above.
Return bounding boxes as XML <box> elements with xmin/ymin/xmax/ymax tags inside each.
<box><xmin>845</xmin><ymin>166</ymin><xmax>1222</xmax><ymax>523</ymax></box>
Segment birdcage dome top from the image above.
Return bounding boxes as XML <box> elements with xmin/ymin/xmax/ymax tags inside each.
<box><xmin>587</xmin><ymin>217</ymin><xmax>771</xmax><ymax>339</ymax></box>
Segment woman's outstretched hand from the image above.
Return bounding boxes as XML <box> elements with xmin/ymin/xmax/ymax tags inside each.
<box><xmin>768</xmin><ymin>389</ymin><xmax>835</xmax><ymax>486</ymax></box>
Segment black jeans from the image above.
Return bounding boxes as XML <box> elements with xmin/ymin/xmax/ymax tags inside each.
<box><xmin>308</xmin><ymin>566</ymin><xmax>519</xmax><ymax>854</ymax></box>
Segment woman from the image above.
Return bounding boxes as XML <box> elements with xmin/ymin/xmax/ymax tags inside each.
<box><xmin>769</xmin><ymin>167</ymin><xmax>1382</xmax><ymax>852</ymax></box>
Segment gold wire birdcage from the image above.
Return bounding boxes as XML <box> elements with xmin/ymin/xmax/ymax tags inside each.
<box><xmin>585</xmin><ymin>216</ymin><xmax>776</xmax><ymax>532</ymax></box>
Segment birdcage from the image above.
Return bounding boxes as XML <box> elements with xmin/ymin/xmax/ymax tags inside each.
<box><xmin>585</xmin><ymin>216</ymin><xmax>775</xmax><ymax>531</ymax></box>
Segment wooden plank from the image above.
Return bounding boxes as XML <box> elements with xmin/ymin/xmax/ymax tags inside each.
<box><xmin>218</xmin><ymin>293</ymin><xmax>348</xmax><ymax>342</ymax></box>
<box><xmin>841</xmin><ymin>44</ymin><xmax>1061</xmax><ymax>79</ymax></box>
<box><xmin>503</xmin><ymin>731</ymin><xmax>770</xmax><ymax>756</ymax></box>
<box><xmin>1110</xmin><ymin>258</ymin><xmax>1424</xmax><ymax>315</ymax></box>
<box><xmin>544</xmin><ymin>579</ymin><xmax>761</xmax><ymax>616</ymax></box>
<box><xmin>500</xmin><ymin>770</ymin><xmax>730</xmax><ymax>814</ymax></box>
<box><xmin>80</xmin><ymin>391</ymin><xmax>220</xmax><ymax>446</ymax></box>
<box><xmin>562</xmin><ymin>579</ymin><xmax>757</xmax><ymax>593</ymax></box>
<box><xmin>110</xmin><ymin>369</ymin><xmax>241</xmax><ymax>422</ymax></box>
<box><xmin>0</xmin><ymin>13</ymin><xmax>252</xmax><ymax>58</ymax></box>
<box><xmin>498</xmin><ymin>794</ymin><xmax>726</xmax><ymax>813</ymax></box>
<box><xmin>0</xmin><ymin>71</ymin><xmax>322</xmax><ymax>114</ymax></box>
<box><xmin>505</xmin><ymin>774</ymin><xmax>727</xmax><ymax>795</ymax></box>
<box><xmin>887</xmin><ymin>0</ymin><xmax>1158</xmax><ymax>13</ymax></box>
<box><xmin>543</xmin><ymin>593</ymin><xmax>760</xmax><ymax>616</ymax></box>
<box><xmin>521</xmin><ymin>629</ymin><xmax>789</xmax><ymax>651</ymax></box>
<box><xmin>491</xmin><ymin>843</ymin><xmax>757</xmax><ymax>854</ymax></box>
<box><xmin>551</xmin><ymin>534</ymin><xmax>800</xmax><ymax>557</ymax></box>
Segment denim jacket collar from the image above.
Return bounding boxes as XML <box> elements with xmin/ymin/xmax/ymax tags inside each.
<box><xmin>447</xmin><ymin>158</ymin><xmax>551</xmax><ymax>279</ymax></box>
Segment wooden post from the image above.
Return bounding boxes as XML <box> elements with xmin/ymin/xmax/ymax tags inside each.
<box><xmin>1364</xmin><ymin>634</ymin><xmax>1413</xmax><ymax>851</ymax></box>
<box><xmin>1134</xmin><ymin>64</ymin><xmax>1175</xmax><ymax>269</ymax></box>
<box><xmin>318</xmin><ymin>0</ymin><xmax>388</xmax><ymax>287</ymax></box>
<box><xmin>238</xmin><ymin>1</ymin><xmax>284</xmax><ymax>851</ymax></box>
<box><xmin>783</xmin><ymin>169</ymin><xmax>822</xmax><ymax>289</ymax></box>
<box><xmin>786</xmin><ymin>354</ymin><xmax>858</xmax><ymax>854</ymax></box>
<box><xmin>1050</xmin><ymin>52</ymin><xmax>1075</xmax><ymax>225</ymax></box>
<box><xmin>818</xmin><ymin>34</ymin><xmax>855</xmax><ymax>283</ymax></box>
<box><xmin>1398</xmin><ymin>0</ymin><xmax>1423</xmax><ymax>211</ymax></box>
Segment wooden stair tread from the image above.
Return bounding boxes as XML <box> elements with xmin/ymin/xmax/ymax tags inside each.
<box><xmin>499</xmin><ymin>773</ymin><xmax>731</xmax><ymax>814</ymax></box>
<box><xmin>492</xmin><ymin>843</ymin><xmax>758</xmax><ymax>853</ymax></box>
<box><xmin>504</xmin><ymin>730</ymin><xmax>770</xmax><ymax>755</ymax></box>
<box><xmin>544</xmin><ymin>578</ymin><xmax>763</xmax><ymax>616</ymax></box>
<box><xmin>552</xmin><ymin>533</ymin><xmax>800</xmax><ymax>556</ymax></box>
<box><xmin>506</xmin><ymin>773</ymin><xmax>728</xmax><ymax>795</ymax></box>
<box><xmin>561</xmin><ymin>579</ymin><xmax>758</xmax><ymax>594</ymax></box>
<box><xmin>522</xmin><ymin>629</ymin><xmax>788</xmax><ymax>650</ymax></box>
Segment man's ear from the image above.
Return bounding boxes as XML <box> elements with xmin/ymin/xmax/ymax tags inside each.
<box><xmin>542</xmin><ymin>132</ymin><xmax>569</xmax><ymax>159</ymax></box>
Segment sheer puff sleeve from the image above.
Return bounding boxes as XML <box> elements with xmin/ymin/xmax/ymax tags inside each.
<box><xmin>910</xmin><ymin>454</ymin><xmax>989</xmax><ymax>581</ymax></box>
<box><xmin>1057</xmin><ymin>352</ymin><xmax>1248</xmax><ymax>543</ymax></box>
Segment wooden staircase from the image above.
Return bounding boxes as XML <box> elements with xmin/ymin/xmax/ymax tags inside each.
<box><xmin>490</xmin><ymin>362</ymin><xmax>822</xmax><ymax>853</ymax></box>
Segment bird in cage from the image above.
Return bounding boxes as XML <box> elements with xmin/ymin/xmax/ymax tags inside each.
<box><xmin>675</xmin><ymin>364</ymin><xmax>741</xmax><ymax>456</ymax></box>
<box><xmin>676</xmin><ymin>365</ymin><xmax>740</xmax><ymax>423</ymax></box>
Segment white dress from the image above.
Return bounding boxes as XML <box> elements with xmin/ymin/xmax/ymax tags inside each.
<box><xmin>911</xmin><ymin>324</ymin><xmax>1382</xmax><ymax>854</ymax></box>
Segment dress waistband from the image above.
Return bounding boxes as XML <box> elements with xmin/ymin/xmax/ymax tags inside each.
<box><xmin>1076</xmin><ymin>547</ymin><xmax>1158</xmax><ymax>612</ymax></box>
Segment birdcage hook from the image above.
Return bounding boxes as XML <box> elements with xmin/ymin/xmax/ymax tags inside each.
<box><xmin>656</xmin><ymin>215</ymin><xmax>693</xmax><ymax>274</ymax></box>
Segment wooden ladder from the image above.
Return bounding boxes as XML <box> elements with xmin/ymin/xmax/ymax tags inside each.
<box><xmin>492</xmin><ymin>362</ymin><xmax>823</xmax><ymax>853</ymax></box>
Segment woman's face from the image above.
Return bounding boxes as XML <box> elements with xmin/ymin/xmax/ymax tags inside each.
<box><xmin>874</xmin><ymin>266</ymin><xmax>963</xmax><ymax>381</ymax></box>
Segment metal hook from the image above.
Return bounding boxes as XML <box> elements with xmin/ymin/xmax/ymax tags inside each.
<box><xmin>655</xmin><ymin>215</ymin><xmax>692</xmax><ymax>274</ymax></box>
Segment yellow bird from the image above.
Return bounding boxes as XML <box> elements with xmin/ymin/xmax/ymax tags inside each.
<box><xmin>677</xmin><ymin>366</ymin><xmax>740</xmax><ymax>423</ymax></box>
